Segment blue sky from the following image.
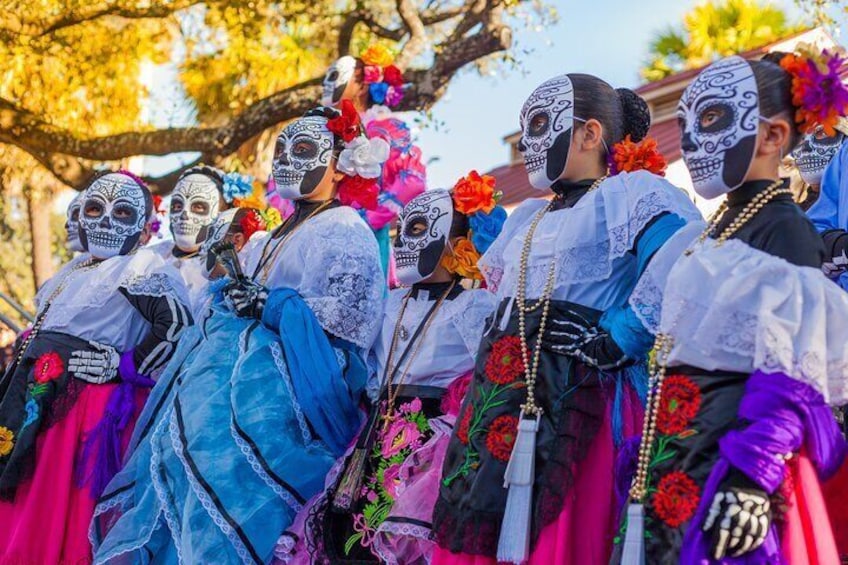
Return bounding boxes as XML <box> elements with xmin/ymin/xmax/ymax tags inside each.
<box><xmin>417</xmin><ymin>0</ymin><xmax>813</xmax><ymax>188</ymax></box>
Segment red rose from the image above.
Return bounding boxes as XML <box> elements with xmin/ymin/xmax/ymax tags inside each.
<box><xmin>383</xmin><ymin>65</ymin><xmax>404</xmax><ymax>87</ymax></box>
<box><xmin>485</xmin><ymin>415</ymin><xmax>519</xmax><ymax>462</ymax></box>
<box><xmin>338</xmin><ymin>175</ymin><xmax>379</xmax><ymax>210</ymax></box>
<box><xmin>457</xmin><ymin>406</ymin><xmax>473</xmax><ymax>445</ymax></box>
<box><xmin>652</xmin><ymin>471</ymin><xmax>701</xmax><ymax>528</ymax></box>
<box><xmin>657</xmin><ymin>375</ymin><xmax>702</xmax><ymax>436</ymax></box>
<box><xmin>34</xmin><ymin>351</ymin><xmax>64</xmax><ymax>384</ymax></box>
<box><xmin>326</xmin><ymin>99</ymin><xmax>361</xmax><ymax>143</ymax></box>
<box><xmin>238</xmin><ymin>209</ymin><xmax>266</xmax><ymax>240</ymax></box>
<box><xmin>484</xmin><ymin>336</ymin><xmax>526</xmax><ymax>385</ymax></box>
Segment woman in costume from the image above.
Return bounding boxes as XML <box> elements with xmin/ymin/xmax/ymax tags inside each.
<box><xmin>91</xmin><ymin>106</ymin><xmax>386</xmax><ymax>565</ymax></box>
<box><xmin>791</xmin><ymin>123</ymin><xmax>846</xmax><ymax>211</ymax></box>
<box><xmin>0</xmin><ymin>171</ymin><xmax>192</xmax><ymax>564</ymax></box>
<box><xmin>320</xmin><ymin>44</ymin><xmax>426</xmax><ymax>278</ymax></box>
<box><xmin>431</xmin><ymin>75</ymin><xmax>702</xmax><ymax>565</ymax></box>
<box><xmin>617</xmin><ymin>50</ymin><xmax>848</xmax><ymax>564</ymax></box>
<box><xmin>65</xmin><ymin>190</ymin><xmax>86</xmax><ymax>254</ymax></box>
<box><xmin>274</xmin><ymin>173</ymin><xmax>506</xmax><ymax>564</ymax></box>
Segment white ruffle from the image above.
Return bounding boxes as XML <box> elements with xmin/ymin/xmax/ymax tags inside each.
<box><xmin>479</xmin><ymin>170</ymin><xmax>703</xmax><ymax>301</ymax></box>
<box><xmin>653</xmin><ymin>238</ymin><xmax>848</xmax><ymax>405</ymax></box>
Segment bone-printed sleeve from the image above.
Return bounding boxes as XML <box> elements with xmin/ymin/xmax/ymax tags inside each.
<box><xmin>119</xmin><ymin>274</ymin><xmax>193</xmax><ymax>377</ymax></box>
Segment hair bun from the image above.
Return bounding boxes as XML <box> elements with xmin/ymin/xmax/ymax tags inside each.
<box><xmin>616</xmin><ymin>88</ymin><xmax>651</xmax><ymax>142</ymax></box>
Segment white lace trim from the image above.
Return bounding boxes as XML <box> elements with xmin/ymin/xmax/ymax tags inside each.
<box><xmin>149</xmin><ymin>407</ymin><xmax>186</xmax><ymax>565</ymax></box>
<box><xmin>659</xmin><ymin>238</ymin><xmax>848</xmax><ymax>404</ymax></box>
<box><xmin>121</xmin><ymin>272</ymin><xmax>178</xmax><ymax>298</ymax></box>
<box><xmin>269</xmin><ymin>342</ymin><xmax>314</xmax><ymax>447</ymax></box>
<box><xmin>440</xmin><ymin>289</ymin><xmax>497</xmax><ymax>357</ymax></box>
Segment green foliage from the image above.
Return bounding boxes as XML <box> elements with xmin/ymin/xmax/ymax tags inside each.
<box><xmin>642</xmin><ymin>0</ymin><xmax>809</xmax><ymax>82</ymax></box>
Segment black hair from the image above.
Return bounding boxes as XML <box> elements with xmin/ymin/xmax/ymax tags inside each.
<box><xmin>749</xmin><ymin>52</ymin><xmax>802</xmax><ymax>151</ymax></box>
<box><xmin>570</xmin><ymin>74</ymin><xmax>651</xmax><ymax>147</ymax></box>
<box><xmin>87</xmin><ymin>169</ymin><xmax>154</xmax><ymax>221</ymax></box>
<box><xmin>449</xmin><ymin>210</ymin><xmax>470</xmax><ymax>239</ymax></box>
<box><xmin>303</xmin><ymin>105</ymin><xmax>347</xmax><ymax>153</ymax></box>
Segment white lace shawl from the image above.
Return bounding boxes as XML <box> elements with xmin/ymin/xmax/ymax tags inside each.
<box><xmin>632</xmin><ymin>235</ymin><xmax>848</xmax><ymax>405</ymax></box>
<box><xmin>479</xmin><ymin>170</ymin><xmax>703</xmax><ymax>305</ymax></box>
<box><xmin>244</xmin><ymin>207</ymin><xmax>385</xmax><ymax>348</ymax></box>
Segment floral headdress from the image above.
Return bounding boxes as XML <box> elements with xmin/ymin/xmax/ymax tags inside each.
<box><xmin>360</xmin><ymin>43</ymin><xmax>406</xmax><ymax>109</ymax></box>
<box><xmin>440</xmin><ymin>171</ymin><xmax>508</xmax><ymax>281</ymax></box>
<box><xmin>327</xmin><ymin>100</ymin><xmax>391</xmax><ymax>210</ymax></box>
<box><xmin>222</xmin><ymin>172</ymin><xmax>254</xmax><ymax>204</ymax></box>
<box><xmin>779</xmin><ymin>45</ymin><xmax>848</xmax><ymax>136</ymax></box>
<box><xmin>609</xmin><ymin>135</ymin><xmax>668</xmax><ymax>176</ymax></box>
<box><xmin>231</xmin><ymin>179</ymin><xmax>283</xmax><ymax>231</ymax></box>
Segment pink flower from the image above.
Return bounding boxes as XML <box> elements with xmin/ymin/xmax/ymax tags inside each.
<box><xmin>363</xmin><ymin>65</ymin><xmax>383</xmax><ymax>84</ymax></box>
<box><xmin>366</xmin><ymin>488</ymin><xmax>378</xmax><ymax>502</ymax></box>
<box><xmin>382</xmin><ymin>463</ymin><xmax>402</xmax><ymax>498</ymax></box>
<box><xmin>398</xmin><ymin>397</ymin><xmax>422</xmax><ymax>415</ymax></box>
<box><xmin>34</xmin><ymin>351</ymin><xmax>64</xmax><ymax>384</ymax></box>
<box><xmin>381</xmin><ymin>419</ymin><xmax>421</xmax><ymax>458</ymax></box>
<box><xmin>440</xmin><ymin>372</ymin><xmax>473</xmax><ymax>418</ymax></box>
<box><xmin>385</xmin><ymin>85</ymin><xmax>404</xmax><ymax>107</ymax></box>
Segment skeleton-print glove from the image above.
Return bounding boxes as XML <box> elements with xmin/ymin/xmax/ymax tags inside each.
<box><xmin>541</xmin><ymin>309</ymin><xmax>631</xmax><ymax>371</ymax></box>
<box><xmin>702</xmin><ymin>469</ymin><xmax>772</xmax><ymax>560</ymax></box>
<box><xmin>823</xmin><ymin>248</ymin><xmax>848</xmax><ymax>279</ymax></box>
<box><xmin>69</xmin><ymin>340</ymin><xmax>121</xmax><ymax>384</ymax></box>
<box><xmin>225</xmin><ymin>279</ymin><xmax>268</xmax><ymax>319</ymax></box>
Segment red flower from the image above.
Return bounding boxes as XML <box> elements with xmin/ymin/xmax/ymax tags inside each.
<box><xmin>610</xmin><ymin>135</ymin><xmax>667</xmax><ymax>176</ymax></box>
<box><xmin>452</xmin><ymin>170</ymin><xmax>497</xmax><ymax>215</ymax></box>
<box><xmin>652</xmin><ymin>471</ymin><xmax>700</xmax><ymax>528</ymax></box>
<box><xmin>484</xmin><ymin>336</ymin><xmax>526</xmax><ymax>385</ymax></box>
<box><xmin>338</xmin><ymin>175</ymin><xmax>379</xmax><ymax>210</ymax></box>
<box><xmin>657</xmin><ymin>374</ymin><xmax>702</xmax><ymax>436</ymax></box>
<box><xmin>34</xmin><ymin>351</ymin><xmax>64</xmax><ymax>384</ymax></box>
<box><xmin>383</xmin><ymin>65</ymin><xmax>404</xmax><ymax>87</ymax></box>
<box><xmin>238</xmin><ymin>209</ymin><xmax>266</xmax><ymax>240</ymax></box>
<box><xmin>457</xmin><ymin>406</ymin><xmax>473</xmax><ymax>445</ymax></box>
<box><xmin>485</xmin><ymin>415</ymin><xmax>519</xmax><ymax>462</ymax></box>
<box><xmin>327</xmin><ymin>99</ymin><xmax>361</xmax><ymax>143</ymax></box>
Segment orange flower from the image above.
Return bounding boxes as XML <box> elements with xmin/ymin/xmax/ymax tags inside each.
<box><xmin>452</xmin><ymin>171</ymin><xmax>497</xmax><ymax>215</ymax></box>
<box><xmin>441</xmin><ymin>237</ymin><xmax>482</xmax><ymax>280</ymax></box>
<box><xmin>0</xmin><ymin>426</ymin><xmax>14</xmax><ymax>457</ymax></box>
<box><xmin>360</xmin><ymin>44</ymin><xmax>394</xmax><ymax>67</ymax></box>
<box><xmin>780</xmin><ymin>47</ymin><xmax>848</xmax><ymax>136</ymax></box>
<box><xmin>610</xmin><ymin>135</ymin><xmax>667</xmax><ymax>176</ymax></box>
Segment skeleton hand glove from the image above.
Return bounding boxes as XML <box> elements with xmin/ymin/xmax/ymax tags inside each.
<box><xmin>541</xmin><ymin>309</ymin><xmax>631</xmax><ymax>371</ymax></box>
<box><xmin>225</xmin><ymin>279</ymin><xmax>268</xmax><ymax>319</ymax></box>
<box><xmin>69</xmin><ymin>341</ymin><xmax>121</xmax><ymax>384</ymax></box>
<box><xmin>702</xmin><ymin>470</ymin><xmax>771</xmax><ymax>560</ymax></box>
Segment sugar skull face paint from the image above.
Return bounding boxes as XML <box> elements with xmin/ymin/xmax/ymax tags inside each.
<box><xmin>170</xmin><ymin>173</ymin><xmax>221</xmax><ymax>252</ymax></box>
<box><xmin>678</xmin><ymin>56</ymin><xmax>760</xmax><ymax>199</ymax></box>
<box><xmin>65</xmin><ymin>191</ymin><xmax>84</xmax><ymax>253</ymax></box>
<box><xmin>518</xmin><ymin>75</ymin><xmax>575</xmax><ymax>190</ymax></box>
<box><xmin>271</xmin><ymin>116</ymin><xmax>335</xmax><ymax>200</ymax></box>
<box><xmin>322</xmin><ymin>56</ymin><xmax>358</xmax><ymax>107</ymax></box>
<box><xmin>792</xmin><ymin>126</ymin><xmax>844</xmax><ymax>186</ymax></box>
<box><xmin>394</xmin><ymin>189</ymin><xmax>454</xmax><ymax>285</ymax></box>
<box><xmin>80</xmin><ymin>173</ymin><xmax>149</xmax><ymax>259</ymax></box>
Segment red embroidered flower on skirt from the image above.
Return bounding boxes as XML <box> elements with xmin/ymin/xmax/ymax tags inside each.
<box><xmin>657</xmin><ymin>374</ymin><xmax>702</xmax><ymax>436</ymax></box>
<box><xmin>34</xmin><ymin>351</ymin><xmax>64</xmax><ymax>384</ymax></box>
<box><xmin>485</xmin><ymin>415</ymin><xmax>519</xmax><ymax>462</ymax></box>
<box><xmin>457</xmin><ymin>406</ymin><xmax>473</xmax><ymax>445</ymax></box>
<box><xmin>652</xmin><ymin>470</ymin><xmax>701</xmax><ymax>528</ymax></box>
<box><xmin>484</xmin><ymin>336</ymin><xmax>526</xmax><ymax>385</ymax></box>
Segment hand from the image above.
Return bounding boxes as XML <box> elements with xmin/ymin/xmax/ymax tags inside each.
<box><xmin>702</xmin><ymin>471</ymin><xmax>771</xmax><ymax>560</ymax></box>
<box><xmin>823</xmin><ymin>249</ymin><xmax>848</xmax><ymax>279</ymax></box>
<box><xmin>541</xmin><ymin>310</ymin><xmax>631</xmax><ymax>371</ymax></box>
<box><xmin>225</xmin><ymin>279</ymin><xmax>268</xmax><ymax>319</ymax></box>
<box><xmin>69</xmin><ymin>341</ymin><xmax>120</xmax><ymax>384</ymax></box>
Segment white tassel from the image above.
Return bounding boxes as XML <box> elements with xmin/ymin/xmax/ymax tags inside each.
<box><xmin>497</xmin><ymin>412</ymin><xmax>539</xmax><ymax>564</ymax></box>
<box><xmin>621</xmin><ymin>503</ymin><xmax>646</xmax><ymax>565</ymax></box>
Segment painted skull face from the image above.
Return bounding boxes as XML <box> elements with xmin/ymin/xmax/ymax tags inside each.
<box><xmin>792</xmin><ymin>126</ymin><xmax>844</xmax><ymax>186</ymax></box>
<box><xmin>272</xmin><ymin>116</ymin><xmax>335</xmax><ymax>200</ymax></box>
<box><xmin>518</xmin><ymin>75</ymin><xmax>575</xmax><ymax>190</ymax></box>
<box><xmin>678</xmin><ymin>56</ymin><xmax>760</xmax><ymax>199</ymax></box>
<box><xmin>170</xmin><ymin>173</ymin><xmax>221</xmax><ymax>252</ymax></box>
<box><xmin>199</xmin><ymin>209</ymin><xmax>238</xmax><ymax>279</ymax></box>
<box><xmin>322</xmin><ymin>56</ymin><xmax>357</xmax><ymax>106</ymax></box>
<box><xmin>394</xmin><ymin>189</ymin><xmax>454</xmax><ymax>286</ymax></box>
<box><xmin>79</xmin><ymin>173</ymin><xmax>149</xmax><ymax>259</ymax></box>
<box><xmin>65</xmin><ymin>191</ymin><xmax>84</xmax><ymax>253</ymax></box>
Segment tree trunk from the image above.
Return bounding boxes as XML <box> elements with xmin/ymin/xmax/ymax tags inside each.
<box><xmin>26</xmin><ymin>190</ymin><xmax>54</xmax><ymax>292</ymax></box>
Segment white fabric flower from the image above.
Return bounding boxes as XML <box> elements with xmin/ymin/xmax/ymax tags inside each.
<box><xmin>337</xmin><ymin>137</ymin><xmax>390</xmax><ymax>179</ymax></box>
<box><xmin>362</xmin><ymin>104</ymin><xmax>393</xmax><ymax>125</ymax></box>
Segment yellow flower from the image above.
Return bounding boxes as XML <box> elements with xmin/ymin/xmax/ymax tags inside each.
<box><xmin>360</xmin><ymin>44</ymin><xmax>394</xmax><ymax>67</ymax></box>
<box><xmin>0</xmin><ymin>426</ymin><xmax>14</xmax><ymax>457</ymax></box>
<box><xmin>441</xmin><ymin>237</ymin><xmax>482</xmax><ymax>280</ymax></box>
<box><xmin>234</xmin><ymin>184</ymin><xmax>267</xmax><ymax>210</ymax></box>
<box><xmin>262</xmin><ymin>207</ymin><xmax>283</xmax><ymax>230</ymax></box>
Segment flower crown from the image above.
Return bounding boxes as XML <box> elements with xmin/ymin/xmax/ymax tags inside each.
<box><xmin>779</xmin><ymin>45</ymin><xmax>848</xmax><ymax>136</ymax></box>
<box><xmin>609</xmin><ymin>135</ymin><xmax>668</xmax><ymax>176</ymax></box>
<box><xmin>440</xmin><ymin>171</ymin><xmax>508</xmax><ymax>281</ymax></box>
<box><xmin>327</xmin><ymin>100</ymin><xmax>391</xmax><ymax>210</ymax></box>
<box><xmin>222</xmin><ymin>172</ymin><xmax>254</xmax><ymax>203</ymax></box>
<box><xmin>360</xmin><ymin>43</ymin><xmax>406</xmax><ymax>109</ymax></box>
